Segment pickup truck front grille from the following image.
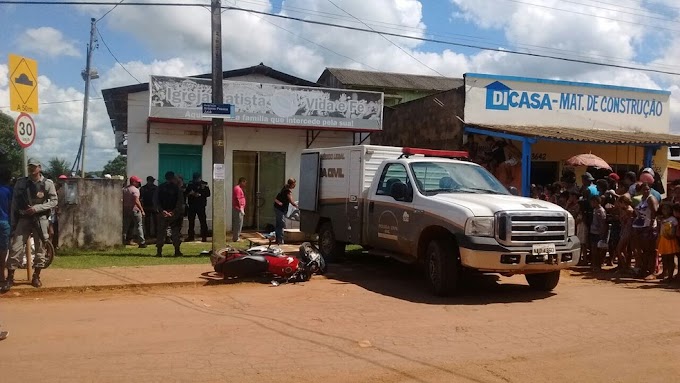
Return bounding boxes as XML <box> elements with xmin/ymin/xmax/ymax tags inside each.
<box><xmin>496</xmin><ymin>211</ymin><xmax>568</xmax><ymax>246</ymax></box>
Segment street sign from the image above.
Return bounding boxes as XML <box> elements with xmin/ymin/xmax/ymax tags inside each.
<box><xmin>14</xmin><ymin>112</ymin><xmax>36</xmax><ymax>148</ymax></box>
<box><xmin>8</xmin><ymin>54</ymin><xmax>39</xmax><ymax>114</ymax></box>
<box><xmin>201</xmin><ymin>103</ymin><xmax>234</xmax><ymax>119</ymax></box>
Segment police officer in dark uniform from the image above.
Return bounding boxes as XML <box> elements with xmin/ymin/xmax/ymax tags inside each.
<box><xmin>3</xmin><ymin>158</ymin><xmax>58</xmax><ymax>290</ymax></box>
<box><xmin>153</xmin><ymin>171</ymin><xmax>184</xmax><ymax>257</ymax></box>
<box><xmin>185</xmin><ymin>172</ymin><xmax>210</xmax><ymax>242</ymax></box>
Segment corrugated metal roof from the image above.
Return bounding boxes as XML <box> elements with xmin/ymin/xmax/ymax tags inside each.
<box><xmin>466</xmin><ymin>123</ymin><xmax>680</xmax><ymax>146</ymax></box>
<box><xmin>323</xmin><ymin>68</ymin><xmax>463</xmax><ymax>91</ymax></box>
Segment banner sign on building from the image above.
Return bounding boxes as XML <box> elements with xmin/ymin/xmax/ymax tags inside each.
<box><xmin>149</xmin><ymin>76</ymin><xmax>383</xmax><ymax>130</ymax></box>
<box><xmin>464</xmin><ymin>73</ymin><xmax>671</xmax><ymax>134</ymax></box>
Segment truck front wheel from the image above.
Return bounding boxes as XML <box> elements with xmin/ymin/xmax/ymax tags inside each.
<box><xmin>425</xmin><ymin>239</ymin><xmax>459</xmax><ymax>296</ymax></box>
<box><xmin>525</xmin><ymin>271</ymin><xmax>560</xmax><ymax>291</ymax></box>
<box><xmin>318</xmin><ymin>221</ymin><xmax>344</xmax><ymax>263</ymax></box>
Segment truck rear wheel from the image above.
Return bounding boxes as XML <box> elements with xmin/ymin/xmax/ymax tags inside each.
<box><xmin>425</xmin><ymin>238</ymin><xmax>459</xmax><ymax>296</ymax></box>
<box><xmin>525</xmin><ymin>271</ymin><xmax>560</xmax><ymax>291</ymax></box>
<box><xmin>318</xmin><ymin>221</ymin><xmax>344</xmax><ymax>263</ymax></box>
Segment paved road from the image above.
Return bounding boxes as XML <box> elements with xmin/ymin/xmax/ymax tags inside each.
<box><xmin>1</xmin><ymin>258</ymin><xmax>679</xmax><ymax>383</ymax></box>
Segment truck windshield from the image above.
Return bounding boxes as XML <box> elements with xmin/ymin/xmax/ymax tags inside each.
<box><xmin>409</xmin><ymin>161</ymin><xmax>509</xmax><ymax>195</ymax></box>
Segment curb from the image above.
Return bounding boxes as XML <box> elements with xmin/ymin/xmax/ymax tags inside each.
<box><xmin>0</xmin><ymin>280</ymin><xmax>209</xmax><ymax>298</ymax></box>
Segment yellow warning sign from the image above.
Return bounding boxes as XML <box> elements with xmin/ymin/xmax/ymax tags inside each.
<box><xmin>8</xmin><ymin>54</ymin><xmax>39</xmax><ymax>114</ymax></box>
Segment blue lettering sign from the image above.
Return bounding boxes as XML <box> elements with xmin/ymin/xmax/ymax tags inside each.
<box><xmin>484</xmin><ymin>81</ymin><xmax>664</xmax><ymax>118</ymax></box>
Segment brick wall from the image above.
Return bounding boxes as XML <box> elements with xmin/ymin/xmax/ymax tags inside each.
<box><xmin>373</xmin><ymin>87</ymin><xmax>465</xmax><ymax>150</ymax></box>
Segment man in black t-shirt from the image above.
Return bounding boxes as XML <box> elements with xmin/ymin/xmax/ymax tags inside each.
<box><xmin>273</xmin><ymin>178</ymin><xmax>298</xmax><ymax>245</ymax></box>
<box><xmin>140</xmin><ymin>176</ymin><xmax>157</xmax><ymax>238</ymax></box>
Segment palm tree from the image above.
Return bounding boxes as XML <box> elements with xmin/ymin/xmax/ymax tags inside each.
<box><xmin>45</xmin><ymin>157</ymin><xmax>71</xmax><ymax>179</ymax></box>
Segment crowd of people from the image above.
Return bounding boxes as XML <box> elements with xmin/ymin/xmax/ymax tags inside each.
<box><xmin>531</xmin><ymin>167</ymin><xmax>679</xmax><ymax>282</ymax></box>
<box><xmin>122</xmin><ymin>171</ymin><xmax>211</xmax><ymax>257</ymax></box>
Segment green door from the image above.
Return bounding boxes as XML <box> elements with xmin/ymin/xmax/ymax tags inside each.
<box><xmin>158</xmin><ymin>144</ymin><xmax>203</xmax><ymax>183</ymax></box>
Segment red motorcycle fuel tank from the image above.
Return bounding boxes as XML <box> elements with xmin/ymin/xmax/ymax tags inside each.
<box><xmin>266</xmin><ymin>255</ymin><xmax>300</xmax><ymax>277</ymax></box>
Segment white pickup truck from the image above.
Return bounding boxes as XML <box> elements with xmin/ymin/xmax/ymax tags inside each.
<box><xmin>299</xmin><ymin>145</ymin><xmax>580</xmax><ymax>296</ymax></box>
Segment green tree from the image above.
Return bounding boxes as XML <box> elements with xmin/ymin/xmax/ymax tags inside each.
<box><xmin>44</xmin><ymin>157</ymin><xmax>71</xmax><ymax>179</ymax></box>
<box><xmin>102</xmin><ymin>155</ymin><xmax>127</xmax><ymax>178</ymax></box>
<box><xmin>0</xmin><ymin>111</ymin><xmax>23</xmax><ymax>177</ymax></box>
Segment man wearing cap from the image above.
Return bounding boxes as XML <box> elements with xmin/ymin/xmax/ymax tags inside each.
<box><xmin>153</xmin><ymin>171</ymin><xmax>184</xmax><ymax>257</ymax></box>
<box><xmin>140</xmin><ymin>176</ymin><xmax>158</xmax><ymax>239</ymax></box>
<box><xmin>122</xmin><ymin>176</ymin><xmax>146</xmax><ymax>248</ymax></box>
<box><xmin>3</xmin><ymin>158</ymin><xmax>58</xmax><ymax>291</ymax></box>
<box><xmin>185</xmin><ymin>172</ymin><xmax>210</xmax><ymax>242</ymax></box>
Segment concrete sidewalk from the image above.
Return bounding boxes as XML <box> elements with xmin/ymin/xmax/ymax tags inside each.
<box><xmin>2</xmin><ymin>264</ymin><xmax>215</xmax><ymax>296</ymax></box>
<box><xmin>2</xmin><ymin>243</ymin><xmax>304</xmax><ymax>296</ymax></box>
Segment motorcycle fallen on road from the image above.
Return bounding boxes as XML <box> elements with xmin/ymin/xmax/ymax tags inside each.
<box><xmin>210</xmin><ymin>242</ymin><xmax>326</xmax><ymax>284</ymax></box>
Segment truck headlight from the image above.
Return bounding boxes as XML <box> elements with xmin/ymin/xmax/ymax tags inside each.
<box><xmin>465</xmin><ymin>217</ymin><xmax>494</xmax><ymax>237</ymax></box>
<box><xmin>567</xmin><ymin>214</ymin><xmax>576</xmax><ymax>236</ymax></box>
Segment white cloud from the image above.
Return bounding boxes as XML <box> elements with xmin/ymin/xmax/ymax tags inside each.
<box><xmin>0</xmin><ymin>64</ymin><xmax>115</xmax><ymax>171</ymax></box>
<box><xmin>65</xmin><ymin>0</ymin><xmax>680</xmax><ymax>136</ymax></box>
<box><xmin>17</xmin><ymin>27</ymin><xmax>81</xmax><ymax>58</ymax></box>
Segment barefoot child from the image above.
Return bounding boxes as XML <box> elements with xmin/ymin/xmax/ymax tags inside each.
<box><xmin>671</xmin><ymin>204</ymin><xmax>680</xmax><ymax>280</ymax></box>
<box><xmin>590</xmin><ymin>196</ymin><xmax>608</xmax><ymax>271</ymax></box>
<box><xmin>657</xmin><ymin>203</ymin><xmax>678</xmax><ymax>282</ymax></box>
<box><xmin>615</xmin><ymin>195</ymin><xmax>634</xmax><ymax>273</ymax></box>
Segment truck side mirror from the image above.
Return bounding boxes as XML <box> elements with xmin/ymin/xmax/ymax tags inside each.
<box><xmin>508</xmin><ymin>186</ymin><xmax>519</xmax><ymax>196</ymax></box>
<box><xmin>390</xmin><ymin>182</ymin><xmax>408</xmax><ymax>201</ymax></box>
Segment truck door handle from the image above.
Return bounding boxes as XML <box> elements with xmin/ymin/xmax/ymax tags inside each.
<box><xmin>369</xmin><ymin>201</ymin><xmax>375</xmax><ymax>213</ymax></box>
<box><xmin>414</xmin><ymin>209</ymin><xmax>424</xmax><ymax>214</ymax></box>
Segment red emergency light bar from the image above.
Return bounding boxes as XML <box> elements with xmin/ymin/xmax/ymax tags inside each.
<box><xmin>401</xmin><ymin>147</ymin><xmax>470</xmax><ymax>159</ymax></box>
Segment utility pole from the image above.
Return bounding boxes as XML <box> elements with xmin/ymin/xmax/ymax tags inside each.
<box><xmin>78</xmin><ymin>17</ymin><xmax>97</xmax><ymax>178</ymax></box>
<box><xmin>211</xmin><ymin>0</ymin><xmax>226</xmax><ymax>251</ymax></box>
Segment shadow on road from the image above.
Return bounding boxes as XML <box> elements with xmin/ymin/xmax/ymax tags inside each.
<box><xmin>322</xmin><ymin>251</ymin><xmax>555</xmax><ymax>305</ymax></box>
<box><xmin>569</xmin><ymin>266</ymin><xmax>680</xmax><ymax>292</ymax></box>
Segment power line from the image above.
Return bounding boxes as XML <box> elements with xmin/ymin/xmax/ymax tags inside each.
<box><xmin>326</xmin><ymin>0</ymin><xmax>445</xmax><ymax>77</ymax></box>
<box><xmin>0</xmin><ymin>1</ymin><xmax>206</xmax><ymax>6</ymax></box>
<box><xmin>220</xmin><ymin>5</ymin><xmax>680</xmax><ymax>77</ymax></box>
<box><xmin>96</xmin><ymin>0</ymin><xmax>126</xmax><ymax>21</ymax></box>
<box><xmin>96</xmin><ymin>26</ymin><xmax>142</xmax><ymax>83</ymax></box>
<box><xmin>224</xmin><ymin>0</ymin><xmax>378</xmax><ymax>71</ymax></box>
<box><xmin>0</xmin><ymin>98</ymin><xmax>104</xmax><ymax>109</ymax></box>
<box><xmin>499</xmin><ymin>0</ymin><xmax>680</xmax><ymax>34</ymax></box>
<box><xmin>4</xmin><ymin>0</ymin><xmax>680</xmax><ymax>76</ymax></box>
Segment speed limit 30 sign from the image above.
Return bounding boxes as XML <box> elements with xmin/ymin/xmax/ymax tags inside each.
<box><xmin>14</xmin><ymin>112</ymin><xmax>36</xmax><ymax>148</ymax></box>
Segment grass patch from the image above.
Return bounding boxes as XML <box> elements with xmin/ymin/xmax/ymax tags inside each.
<box><xmin>51</xmin><ymin>242</ymin><xmax>364</xmax><ymax>269</ymax></box>
<box><xmin>52</xmin><ymin>241</ymin><xmax>249</xmax><ymax>269</ymax></box>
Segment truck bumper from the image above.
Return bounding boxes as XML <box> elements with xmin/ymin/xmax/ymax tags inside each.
<box><xmin>458</xmin><ymin>236</ymin><xmax>580</xmax><ymax>274</ymax></box>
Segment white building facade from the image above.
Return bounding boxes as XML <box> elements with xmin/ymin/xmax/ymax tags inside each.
<box><xmin>104</xmin><ymin>64</ymin><xmax>381</xmax><ymax>233</ymax></box>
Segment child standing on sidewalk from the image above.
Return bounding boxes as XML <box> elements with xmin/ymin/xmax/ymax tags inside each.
<box><xmin>657</xmin><ymin>203</ymin><xmax>678</xmax><ymax>282</ymax></box>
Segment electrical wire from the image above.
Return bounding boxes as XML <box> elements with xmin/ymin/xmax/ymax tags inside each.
<box><xmin>326</xmin><ymin>0</ymin><xmax>445</xmax><ymax>76</ymax></box>
<box><xmin>0</xmin><ymin>98</ymin><xmax>105</xmax><ymax>109</ymax></box>
<box><xmin>224</xmin><ymin>0</ymin><xmax>378</xmax><ymax>71</ymax></box>
<box><xmin>499</xmin><ymin>0</ymin><xmax>680</xmax><ymax>33</ymax></box>
<box><xmin>96</xmin><ymin>26</ymin><xmax>142</xmax><ymax>83</ymax></box>
<box><xmin>220</xmin><ymin>5</ymin><xmax>680</xmax><ymax>76</ymax></box>
<box><xmin>4</xmin><ymin>0</ymin><xmax>680</xmax><ymax>76</ymax></box>
<box><xmin>96</xmin><ymin>0</ymin><xmax>125</xmax><ymax>21</ymax></box>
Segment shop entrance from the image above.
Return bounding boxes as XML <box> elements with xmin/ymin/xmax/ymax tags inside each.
<box><xmin>530</xmin><ymin>161</ymin><xmax>559</xmax><ymax>187</ymax></box>
<box><xmin>233</xmin><ymin>151</ymin><xmax>286</xmax><ymax>230</ymax></box>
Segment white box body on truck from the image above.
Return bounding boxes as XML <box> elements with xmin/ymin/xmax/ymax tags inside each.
<box><xmin>299</xmin><ymin>145</ymin><xmax>580</xmax><ymax>295</ymax></box>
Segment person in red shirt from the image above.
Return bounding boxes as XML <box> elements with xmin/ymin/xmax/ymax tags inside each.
<box><xmin>232</xmin><ymin>177</ymin><xmax>246</xmax><ymax>242</ymax></box>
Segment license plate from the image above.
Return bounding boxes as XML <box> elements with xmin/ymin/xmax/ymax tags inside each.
<box><xmin>532</xmin><ymin>243</ymin><xmax>556</xmax><ymax>255</ymax></box>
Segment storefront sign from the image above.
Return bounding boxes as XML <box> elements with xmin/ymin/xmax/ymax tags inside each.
<box><xmin>149</xmin><ymin>76</ymin><xmax>383</xmax><ymax>130</ymax></box>
<box><xmin>464</xmin><ymin>73</ymin><xmax>671</xmax><ymax>133</ymax></box>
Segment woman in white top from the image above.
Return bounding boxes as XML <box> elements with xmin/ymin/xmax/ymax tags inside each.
<box><xmin>631</xmin><ymin>183</ymin><xmax>658</xmax><ymax>279</ymax></box>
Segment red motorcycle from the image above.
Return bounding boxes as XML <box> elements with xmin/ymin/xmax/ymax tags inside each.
<box><xmin>211</xmin><ymin>242</ymin><xmax>326</xmax><ymax>283</ymax></box>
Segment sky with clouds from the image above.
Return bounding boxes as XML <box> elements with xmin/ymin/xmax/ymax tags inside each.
<box><xmin>2</xmin><ymin>0</ymin><xmax>680</xmax><ymax>170</ymax></box>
